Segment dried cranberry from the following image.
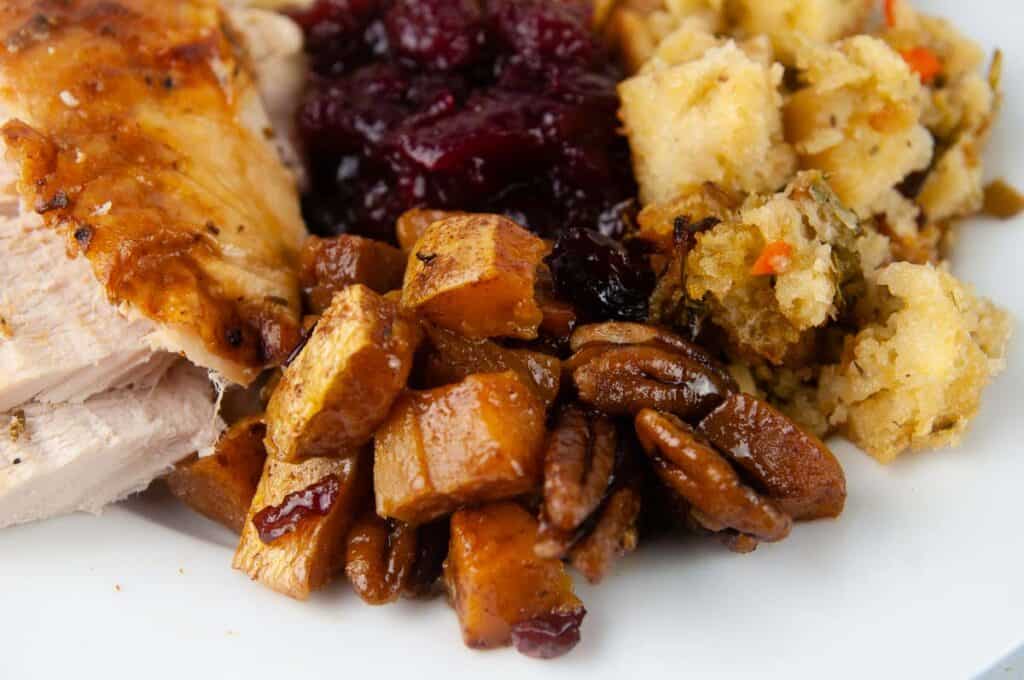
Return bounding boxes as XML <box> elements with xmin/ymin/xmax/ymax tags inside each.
<box><xmin>252</xmin><ymin>475</ymin><xmax>341</xmax><ymax>544</ymax></box>
<box><xmin>548</xmin><ymin>228</ymin><xmax>655</xmax><ymax>322</ymax></box>
<box><xmin>510</xmin><ymin>608</ymin><xmax>586</xmax><ymax>659</ymax></box>
<box><xmin>385</xmin><ymin>0</ymin><xmax>484</xmax><ymax>71</ymax></box>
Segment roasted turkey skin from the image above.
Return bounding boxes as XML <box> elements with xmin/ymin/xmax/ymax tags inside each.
<box><xmin>0</xmin><ymin>0</ymin><xmax>307</xmax><ymax>385</ymax></box>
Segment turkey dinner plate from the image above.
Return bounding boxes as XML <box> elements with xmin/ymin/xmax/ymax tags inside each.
<box><xmin>1</xmin><ymin>0</ymin><xmax>1022</xmax><ymax>678</ymax></box>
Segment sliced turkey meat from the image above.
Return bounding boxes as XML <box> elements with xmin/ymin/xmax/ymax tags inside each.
<box><xmin>0</xmin><ymin>364</ymin><xmax>223</xmax><ymax>530</ymax></box>
<box><xmin>0</xmin><ymin>178</ymin><xmax>174</xmax><ymax>411</ymax></box>
<box><xmin>0</xmin><ymin>0</ymin><xmax>307</xmax><ymax>388</ymax></box>
<box><xmin>0</xmin><ymin>0</ymin><xmax>308</xmax><ymax>527</ymax></box>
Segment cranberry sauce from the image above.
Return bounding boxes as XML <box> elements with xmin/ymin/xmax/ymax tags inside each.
<box><xmin>293</xmin><ymin>0</ymin><xmax>635</xmax><ymax>241</ymax></box>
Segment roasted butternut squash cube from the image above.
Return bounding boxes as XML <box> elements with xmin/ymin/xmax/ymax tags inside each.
<box><xmin>444</xmin><ymin>503</ymin><xmax>585</xmax><ymax>651</ymax></box>
<box><xmin>374</xmin><ymin>372</ymin><xmax>545</xmax><ymax>525</ymax></box>
<box><xmin>401</xmin><ymin>214</ymin><xmax>548</xmax><ymax>340</ymax></box>
<box><xmin>265</xmin><ymin>285</ymin><xmax>421</xmax><ymax>463</ymax></box>
<box><xmin>421</xmin><ymin>325</ymin><xmax>560</xmax><ymax>408</ymax></box>
<box><xmin>232</xmin><ymin>453</ymin><xmax>366</xmax><ymax>600</ymax></box>
<box><xmin>299</xmin><ymin>235</ymin><xmax>406</xmax><ymax>314</ymax></box>
<box><xmin>396</xmin><ymin>208</ymin><xmax>467</xmax><ymax>254</ymax></box>
<box><xmin>167</xmin><ymin>416</ymin><xmax>267</xmax><ymax>534</ymax></box>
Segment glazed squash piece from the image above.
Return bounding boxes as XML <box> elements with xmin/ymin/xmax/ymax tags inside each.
<box><xmin>264</xmin><ymin>285</ymin><xmax>422</xmax><ymax>463</ymax></box>
<box><xmin>401</xmin><ymin>214</ymin><xmax>548</xmax><ymax>340</ymax></box>
<box><xmin>421</xmin><ymin>325</ymin><xmax>561</xmax><ymax>408</ymax></box>
<box><xmin>698</xmin><ymin>393</ymin><xmax>846</xmax><ymax>520</ymax></box>
<box><xmin>374</xmin><ymin>372</ymin><xmax>546</xmax><ymax>525</ymax></box>
<box><xmin>299</xmin><ymin>235</ymin><xmax>406</xmax><ymax>314</ymax></box>
<box><xmin>395</xmin><ymin>208</ymin><xmax>468</xmax><ymax>254</ymax></box>
<box><xmin>166</xmin><ymin>416</ymin><xmax>268</xmax><ymax>534</ymax></box>
<box><xmin>444</xmin><ymin>502</ymin><xmax>586</xmax><ymax>657</ymax></box>
<box><xmin>232</xmin><ymin>452</ymin><xmax>366</xmax><ymax>600</ymax></box>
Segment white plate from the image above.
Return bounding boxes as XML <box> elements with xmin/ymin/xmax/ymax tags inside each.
<box><xmin>2</xmin><ymin>2</ymin><xmax>1022</xmax><ymax>678</ymax></box>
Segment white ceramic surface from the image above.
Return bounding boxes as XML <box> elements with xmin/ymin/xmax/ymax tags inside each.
<box><xmin>2</xmin><ymin>1</ymin><xmax>1022</xmax><ymax>678</ymax></box>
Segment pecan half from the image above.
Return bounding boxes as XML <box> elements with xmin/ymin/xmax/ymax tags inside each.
<box><xmin>697</xmin><ymin>393</ymin><xmax>846</xmax><ymax>520</ymax></box>
<box><xmin>635</xmin><ymin>409</ymin><xmax>791</xmax><ymax>543</ymax></box>
<box><xmin>544</xmin><ymin>408</ymin><xmax>617</xmax><ymax>529</ymax></box>
<box><xmin>573</xmin><ymin>345</ymin><xmax>732</xmax><ymax>421</ymax></box>
<box><xmin>568</xmin><ymin>484</ymin><xmax>642</xmax><ymax>584</ymax></box>
<box><xmin>404</xmin><ymin>518</ymin><xmax>450</xmax><ymax>598</ymax></box>
<box><xmin>715</xmin><ymin>529</ymin><xmax>760</xmax><ymax>554</ymax></box>
<box><xmin>345</xmin><ymin>511</ymin><xmax>418</xmax><ymax>605</ymax></box>
<box><xmin>535</xmin><ymin>407</ymin><xmax>617</xmax><ymax>559</ymax></box>
<box><xmin>569</xmin><ymin>322</ymin><xmax>737</xmax><ymax>391</ymax></box>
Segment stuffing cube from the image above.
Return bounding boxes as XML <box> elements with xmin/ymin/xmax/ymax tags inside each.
<box><xmin>816</xmin><ymin>262</ymin><xmax>1011</xmax><ymax>462</ymax></box>
<box><xmin>783</xmin><ymin>36</ymin><xmax>933</xmax><ymax>216</ymax></box>
<box><xmin>167</xmin><ymin>416</ymin><xmax>268</xmax><ymax>533</ymax></box>
<box><xmin>401</xmin><ymin>214</ymin><xmax>548</xmax><ymax>340</ymax></box>
<box><xmin>685</xmin><ymin>172</ymin><xmax>863</xmax><ymax>364</ymax></box>
<box><xmin>728</xmin><ymin>0</ymin><xmax>871</xmax><ymax>63</ymax></box>
<box><xmin>618</xmin><ymin>41</ymin><xmax>796</xmax><ymax>206</ymax></box>
<box><xmin>444</xmin><ymin>502</ymin><xmax>585</xmax><ymax>652</ymax></box>
<box><xmin>299</xmin><ymin>235</ymin><xmax>406</xmax><ymax>314</ymax></box>
<box><xmin>232</xmin><ymin>453</ymin><xmax>366</xmax><ymax>600</ymax></box>
<box><xmin>374</xmin><ymin>372</ymin><xmax>545</xmax><ymax>525</ymax></box>
<box><xmin>264</xmin><ymin>285</ymin><xmax>421</xmax><ymax>463</ymax></box>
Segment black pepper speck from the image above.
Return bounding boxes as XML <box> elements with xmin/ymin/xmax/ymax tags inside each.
<box><xmin>225</xmin><ymin>327</ymin><xmax>244</xmax><ymax>347</ymax></box>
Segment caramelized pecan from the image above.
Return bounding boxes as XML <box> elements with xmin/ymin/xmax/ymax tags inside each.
<box><xmin>404</xmin><ymin>518</ymin><xmax>451</xmax><ymax>598</ymax></box>
<box><xmin>573</xmin><ymin>345</ymin><xmax>732</xmax><ymax>421</ymax></box>
<box><xmin>345</xmin><ymin>511</ymin><xmax>418</xmax><ymax>605</ymax></box>
<box><xmin>635</xmin><ymin>410</ymin><xmax>791</xmax><ymax>543</ymax></box>
<box><xmin>697</xmin><ymin>393</ymin><xmax>846</xmax><ymax>520</ymax></box>
<box><xmin>570</xmin><ymin>322</ymin><xmax>737</xmax><ymax>391</ymax></box>
<box><xmin>544</xmin><ymin>408</ymin><xmax>617</xmax><ymax>529</ymax></box>
<box><xmin>568</xmin><ymin>484</ymin><xmax>642</xmax><ymax>584</ymax></box>
<box><xmin>715</xmin><ymin>530</ymin><xmax>760</xmax><ymax>554</ymax></box>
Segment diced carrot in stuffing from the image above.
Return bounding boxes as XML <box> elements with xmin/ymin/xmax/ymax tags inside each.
<box><xmin>750</xmin><ymin>241</ymin><xmax>793</xmax><ymax>276</ymax></box>
<box><xmin>884</xmin><ymin>0</ymin><xmax>897</xmax><ymax>28</ymax></box>
<box><xmin>444</xmin><ymin>502</ymin><xmax>585</xmax><ymax>651</ymax></box>
<box><xmin>901</xmin><ymin>47</ymin><xmax>942</xmax><ymax>85</ymax></box>
<box><xmin>232</xmin><ymin>453</ymin><xmax>367</xmax><ymax>600</ymax></box>
<box><xmin>167</xmin><ymin>416</ymin><xmax>267</xmax><ymax>533</ymax></box>
<box><xmin>401</xmin><ymin>214</ymin><xmax>548</xmax><ymax>340</ymax></box>
<box><xmin>374</xmin><ymin>372</ymin><xmax>546</xmax><ymax>525</ymax></box>
<box><xmin>264</xmin><ymin>285</ymin><xmax>421</xmax><ymax>463</ymax></box>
